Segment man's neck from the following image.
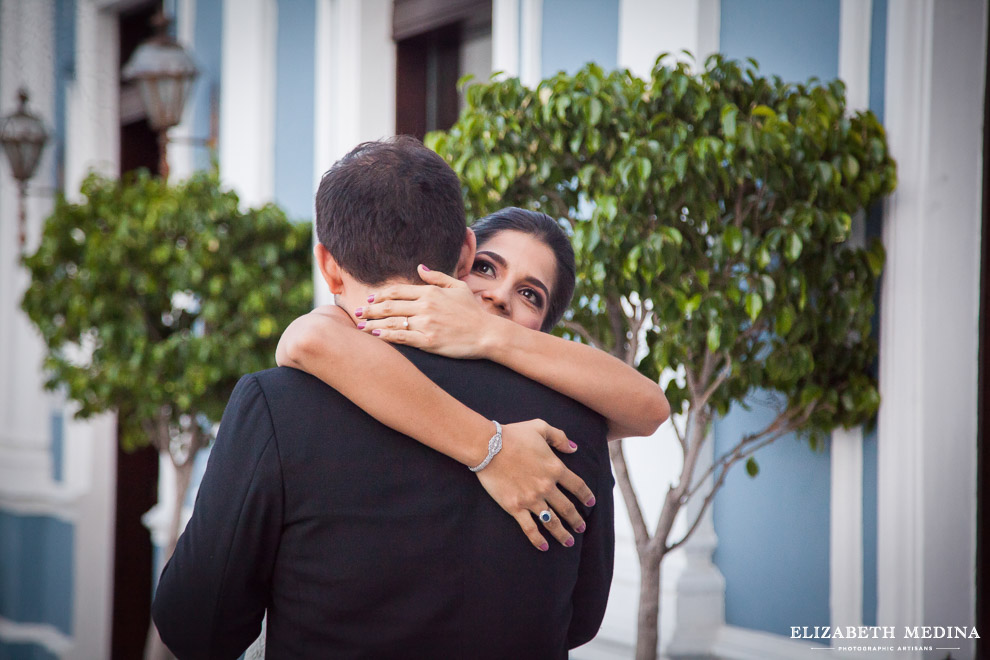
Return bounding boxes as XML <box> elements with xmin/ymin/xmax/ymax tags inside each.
<box><xmin>335</xmin><ymin>276</ymin><xmax>417</xmax><ymax>324</ymax></box>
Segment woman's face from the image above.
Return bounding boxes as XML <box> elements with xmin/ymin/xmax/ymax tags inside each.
<box><xmin>460</xmin><ymin>229</ymin><xmax>557</xmax><ymax>331</ymax></box>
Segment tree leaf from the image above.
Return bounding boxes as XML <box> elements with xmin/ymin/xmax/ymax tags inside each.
<box><xmin>745</xmin><ymin>291</ymin><xmax>763</xmax><ymax>322</ymax></box>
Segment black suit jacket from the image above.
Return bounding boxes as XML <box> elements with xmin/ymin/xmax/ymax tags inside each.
<box><xmin>152</xmin><ymin>347</ymin><xmax>614</xmax><ymax>659</ymax></box>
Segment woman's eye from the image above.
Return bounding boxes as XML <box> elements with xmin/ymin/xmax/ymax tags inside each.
<box><xmin>473</xmin><ymin>261</ymin><xmax>494</xmax><ymax>276</ymax></box>
<box><xmin>521</xmin><ymin>288</ymin><xmax>544</xmax><ymax>307</ymax></box>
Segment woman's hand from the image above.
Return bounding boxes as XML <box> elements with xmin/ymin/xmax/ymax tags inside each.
<box><xmin>354</xmin><ymin>265</ymin><xmax>502</xmax><ymax>359</ymax></box>
<box><xmin>475</xmin><ymin>419</ymin><xmax>596</xmax><ymax>551</ymax></box>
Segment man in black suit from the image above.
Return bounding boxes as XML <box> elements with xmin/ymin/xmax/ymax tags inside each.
<box><xmin>151</xmin><ymin>137</ymin><xmax>614</xmax><ymax>659</ymax></box>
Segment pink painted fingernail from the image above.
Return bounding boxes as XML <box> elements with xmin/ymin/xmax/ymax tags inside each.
<box><xmin>367</xmin><ymin>294</ymin><xmax>376</xmax><ymax>303</ymax></box>
<box><xmin>564</xmin><ymin>537</ymin><xmax>575</xmax><ymax>547</ymax></box>
<box><xmin>586</xmin><ymin>496</ymin><xmax>596</xmax><ymax>507</ymax></box>
<box><xmin>372</xmin><ymin>329</ymin><xmax>381</xmax><ymax>337</ymax></box>
<box><xmin>568</xmin><ymin>441</ymin><xmax>578</xmax><ymax>449</ymax></box>
<box><xmin>539</xmin><ymin>542</ymin><xmax>549</xmax><ymax>552</ymax></box>
<box><xmin>575</xmin><ymin>523</ymin><xmax>586</xmax><ymax>533</ymax></box>
<box><xmin>357</xmin><ymin>321</ymin><xmax>366</xmax><ymax>329</ymax></box>
<box><xmin>420</xmin><ymin>264</ymin><xmax>431</xmax><ymax>271</ymax></box>
<box><xmin>355</xmin><ymin>307</ymin><xmax>363</xmax><ymax>317</ymax></box>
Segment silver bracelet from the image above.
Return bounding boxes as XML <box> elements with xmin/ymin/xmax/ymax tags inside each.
<box><xmin>469</xmin><ymin>421</ymin><xmax>503</xmax><ymax>473</ymax></box>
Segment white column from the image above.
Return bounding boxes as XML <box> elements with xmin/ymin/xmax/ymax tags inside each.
<box><xmin>219</xmin><ymin>0</ymin><xmax>277</xmax><ymax>207</ymax></box>
<box><xmin>167</xmin><ymin>0</ymin><xmax>198</xmax><ymax>181</ymax></box>
<box><xmin>0</xmin><ymin>0</ymin><xmax>57</xmax><ymax>489</ymax></box>
<box><xmin>663</xmin><ymin>425</ymin><xmax>726</xmax><ymax>658</ymax></box>
<box><xmin>839</xmin><ymin>0</ymin><xmax>871</xmax><ymax>113</ymax></box>
<box><xmin>828</xmin><ymin>0</ymin><xmax>871</xmax><ymax>637</ymax></box>
<box><xmin>65</xmin><ymin>0</ymin><xmax>120</xmax><ymax>192</ymax></box>
<box><xmin>492</xmin><ymin>0</ymin><xmax>520</xmax><ymax>77</ymax></box>
<box><xmin>65</xmin><ymin>410</ymin><xmax>116</xmax><ymax>660</ymax></box>
<box><xmin>618</xmin><ymin>0</ymin><xmax>720</xmax><ymax>77</ymax></box>
<box><xmin>64</xmin><ymin>3</ymin><xmax>122</xmax><ymax>658</ymax></box>
<box><xmin>518</xmin><ymin>0</ymin><xmax>542</xmax><ymax>87</ymax></box>
<box><xmin>311</xmin><ymin>0</ymin><xmax>395</xmax><ymax>307</ymax></box>
<box><xmin>878</xmin><ymin>2</ymin><xmax>984</xmax><ymax>658</ymax></box>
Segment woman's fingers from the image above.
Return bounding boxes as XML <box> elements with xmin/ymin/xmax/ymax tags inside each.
<box><xmin>367</xmin><ymin>328</ymin><xmax>426</xmax><ymax>347</ymax></box>
<box><xmin>557</xmin><ymin>467</ymin><xmax>596</xmax><ymax>509</ymax></box>
<box><xmin>366</xmin><ymin>284</ymin><xmax>425</xmax><ymax>303</ymax></box>
<box><xmin>545</xmin><ymin>491</ymin><xmax>586</xmax><ymax>537</ymax></box>
<box><xmin>536</xmin><ymin>420</ymin><xmax>577</xmax><ymax>454</ymax></box>
<box><xmin>356</xmin><ymin>299</ymin><xmax>424</xmax><ymax>321</ymax></box>
<box><xmin>532</xmin><ymin>502</ymin><xmax>576</xmax><ymax>547</ymax></box>
<box><xmin>512</xmin><ymin>511</ymin><xmax>551</xmax><ymax>552</ymax></box>
<box><xmin>417</xmin><ymin>264</ymin><xmax>468</xmax><ymax>289</ymax></box>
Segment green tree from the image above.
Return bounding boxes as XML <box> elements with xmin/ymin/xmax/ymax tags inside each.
<box><xmin>428</xmin><ymin>54</ymin><xmax>895</xmax><ymax>660</ymax></box>
<box><xmin>21</xmin><ymin>168</ymin><xmax>312</xmax><ymax>563</ymax></box>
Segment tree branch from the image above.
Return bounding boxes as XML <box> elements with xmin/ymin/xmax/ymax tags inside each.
<box><xmin>605</xmin><ymin>294</ymin><xmax>629</xmax><ymax>360</ymax></box>
<box><xmin>683</xmin><ymin>401</ymin><xmax>815</xmax><ymax>500</ymax></box>
<box><xmin>560</xmin><ymin>320</ymin><xmax>604</xmax><ymax>350</ymax></box>
<box><xmin>666</xmin><ymin>413</ymin><xmax>811</xmax><ymax>554</ymax></box>
<box><xmin>610</xmin><ymin>440</ymin><xmax>652</xmax><ymax>557</ymax></box>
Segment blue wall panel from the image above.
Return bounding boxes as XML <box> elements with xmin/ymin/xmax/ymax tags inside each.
<box><xmin>53</xmin><ymin>0</ymin><xmax>76</xmax><ymax>188</ymax></box>
<box><xmin>0</xmin><ymin>513</ymin><xmax>74</xmax><ymax>635</ymax></box>
<box><xmin>191</xmin><ymin>0</ymin><xmax>223</xmax><ymax>173</ymax></box>
<box><xmin>860</xmin><ymin>0</ymin><xmax>887</xmax><ymax>625</ymax></box>
<box><xmin>720</xmin><ymin>0</ymin><xmax>840</xmax><ymax>82</ymax></box>
<box><xmin>711</xmin><ymin>393</ymin><xmax>832</xmax><ymax>636</ymax></box>
<box><xmin>712</xmin><ymin>0</ymin><xmax>841</xmax><ymax>636</ymax></box>
<box><xmin>274</xmin><ymin>0</ymin><xmax>317</xmax><ymax>221</ymax></box>
<box><xmin>50</xmin><ymin>413</ymin><xmax>64</xmax><ymax>483</ymax></box>
<box><xmin>541</xmin><ymin>0</ymin><xmax>618</xmax><ymax>77</ymax></box>
<box><xmin>0</xmin><ymin>641</ymin><xmax>59</xmax><ymax>660</ymax></box>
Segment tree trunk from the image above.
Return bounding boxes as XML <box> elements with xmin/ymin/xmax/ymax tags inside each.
<box><xmin>145</xmin><ymin>449</ymin><xmax>197</xmax><ymax>660</ymax></box>
<box><xmin>635</xmin><ymin>551</ymin><xmax>663</xmax><ymax>660</ymax></box>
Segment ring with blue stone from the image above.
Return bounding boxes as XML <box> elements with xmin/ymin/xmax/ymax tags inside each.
<box><xmin>538</xmin><ymin>510</ymin><xmax>553</xmax><ymax>524</ymax></box>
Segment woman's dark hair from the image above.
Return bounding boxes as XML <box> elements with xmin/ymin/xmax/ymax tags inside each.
<box><xmin>315</xmin><ymin>136</ymin><xmax>465</xmax><ymax>285</ymax></box>
<box><xmin>470</xmin><ymin>208</ymin><xmax>576</xmax><ymax>333</ymax></box>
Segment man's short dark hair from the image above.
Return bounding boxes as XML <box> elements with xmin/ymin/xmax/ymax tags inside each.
<box><xmin>315</xmin><ymin>136</ymin><xmax>466</xmax><ymax>285</ymax></box>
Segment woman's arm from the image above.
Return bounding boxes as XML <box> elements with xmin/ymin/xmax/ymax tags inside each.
<box><xmin>275</xmin><ymin>306</ymin><xmax>594</xmax><ymax>549</ymax></box>
<box><xmin>482</xmin><ymin>316</ymin><xmax>670</xmax><ymax>440</ymax></box>
<box><xmin>357</xmin><ymin>268</ymin><xmax>670</xmax><ymax>440</ymax></box>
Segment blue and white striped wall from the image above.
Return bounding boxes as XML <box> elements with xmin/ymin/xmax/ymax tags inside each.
<box><xmin>488</xmin><ymin>2</ymin><xmax>983</xmax><ymax>659</ymax></box>
<box><xmin>0</xmin><ymin>1</ymin><xmax>982</xmax><ymax>658</ymax></box>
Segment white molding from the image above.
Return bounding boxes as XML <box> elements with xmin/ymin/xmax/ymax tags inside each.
<box><xmin>219</xmin><ymin>0</ymin><xmax>277</xmax><ymax>207</ymax></box>
<box><xmin>839</xmin><ymin>0</ymin><xmax>872</xmax><ymax>114</ymax></box>
<box><xmin>492</xmin><ymin>0</ymin><xmax>520</xmax><ymax>77</ymax></box>
<box><xmin>312</xmin><ymin>0</ymin><xmax>334</xmax><ymax>307</ymax></box>
<box><xmin>878</xmin><ymin>3</ymin><xmax>984</xmax><ymax>658</ymax></box>
<box><xmin>711</xmin><ymin>625</ymin><xmax>876</xmax><ymax>660</ymax></box>
<box><xmin>0</xmin><ymin>485</ymin><xmax>83</xmax><ymax>521</ymax></box>
<box><xmin>571</xmin><ymin>634</ymin><xmax>635</xmax><ymax>660</ymax></box>
<box><xmin>876</xmin><ymin>2</ymin><xmax>932</xmax><ymax>646</ymax></box>
<box><xmin>518</xmin><ymin>0</ymin><xmax>542</xmax><ymax>87</ymax></box>
<box><xmin>829</xmin><ymin>426</ymin><xmax>863</xmax><ymax>633</ymax></box>
<box><xmin>0</xmin><ymin>617</ymin><xmax>72</xmax><ymax>657</ymax></box>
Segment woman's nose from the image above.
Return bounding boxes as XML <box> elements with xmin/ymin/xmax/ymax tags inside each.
<box><xmin>481</xmin><ymin>287</ymin><xmax>510</xmax><ymax>316</ymax></box>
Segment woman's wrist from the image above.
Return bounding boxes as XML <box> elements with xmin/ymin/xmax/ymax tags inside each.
<box><xmin>478</xmin><ymin>314</ymin><xmax>515</xmax><ymax>361</ymax></box>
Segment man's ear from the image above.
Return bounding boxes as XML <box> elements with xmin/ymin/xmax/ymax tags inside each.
<box><xmin>314</xmin><ymin>243</ymin><xmax>344</xmax><ymax>294</ymax></box>
<box><xmin>454</xmin><ymin>227</ymin><xmax>477</xmax><ymax>279</ymax></box>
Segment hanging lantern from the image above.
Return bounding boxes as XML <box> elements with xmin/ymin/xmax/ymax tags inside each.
<box><xmin>0</xmin><ymin>88</ymin><xmax>48</xmax><ymax>184</ymax></box>
<box><xmin>122</xmin><ymin>14</ymin><xmax>198</xmax><ymax>132</ymax></box>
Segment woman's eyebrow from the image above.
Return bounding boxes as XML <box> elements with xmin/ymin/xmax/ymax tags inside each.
<box><xmin>477</xmin><ymin>250</ymin><xmax>507</xmax><ymax>268</ymax></box>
